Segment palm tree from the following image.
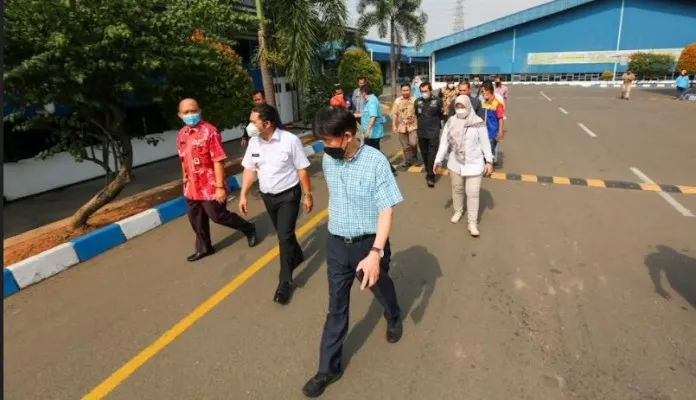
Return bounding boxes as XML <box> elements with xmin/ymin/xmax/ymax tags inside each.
<box><xmin>255</xmin><ymin>0</ymin><xmax>348</xmax><ymax>106</ymax></box>
<box><xmin>356</xmin><ymin>0</ymin><xmax>427</xmax><ymax>99</ymax></box>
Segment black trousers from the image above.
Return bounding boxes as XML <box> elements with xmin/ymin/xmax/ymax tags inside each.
<box><xmin>418</xmin><ymin>136</ymin><xmax>440</xmax><ymax>179</ymax></box>
<box><xmin>260</xmin><ymin>184</ymin><xmax>304</xmax><ymax>283</ymax></box>
<box><xmin>318</xmin><ymin>235</ymin><xmax>400</xmax><ymax>374</ymax></box>
<box><xmin>364</xmin><ymin>138</ymin><xmax>396</xmax><ymax>173</ymax></box>
<box><xmin>186</xmin><ymin>199</ymin><xmax>253</xmax><ymax>253</ymax></box>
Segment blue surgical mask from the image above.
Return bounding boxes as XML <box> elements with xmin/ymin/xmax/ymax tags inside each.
<box><xmin>182</xmin><ymin>113</ymin><xmax>201</xmax><ymax>126</ymax></box>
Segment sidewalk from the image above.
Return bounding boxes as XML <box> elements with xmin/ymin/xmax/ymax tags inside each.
<box><xmin>3</xmin><ymin>131</ymin><xmax>307</xmax><ymax>239</ymax></box>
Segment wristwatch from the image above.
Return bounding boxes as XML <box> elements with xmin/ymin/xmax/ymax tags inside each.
<box><xmin>370</xmin><ymin>247</ymin><xmax>384</xmax><ymax>258</ymax></box>
<box><xmin>303</xmin><ymin>192</ymin><xmax>313</xmax><ymax>198</ymax></box>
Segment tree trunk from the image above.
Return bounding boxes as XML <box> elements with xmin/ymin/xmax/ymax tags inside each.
<box><xmin>389</xmin><ymin>20</ymin><xmax>397</xmax><ymax>100</ymax></box>
<box><xmin>69</xmin><ymin>130</ymin><xmax>134</xmax><ymax>229</ymax></box>
<box><xmin>256</xmin><ymin>0</ymin><xmax>276</xmax><ymax>107</ymax></box>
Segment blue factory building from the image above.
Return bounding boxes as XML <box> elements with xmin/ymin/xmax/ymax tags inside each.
<box><xmin>405</xmin><ymin>0</ymin><xmax>696</xmax><ymax>82</ymax></box>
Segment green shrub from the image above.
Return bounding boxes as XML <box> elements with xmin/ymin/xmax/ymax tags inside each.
<box><xmin>676</xmin><ymin>43</ymin><xmax>696</xmax><ymax>73</ymax></box>
<box><xmin>301</xmin><ymin>67</ymin><xmax>339</xmax><ymax>125</ymax></box>
<box><xmin>601</xmin><ymin>71</ymin><xmax>614</xmax><ymax>81</ymax></box>
<box><xmin>628</xmin><ymin>52</ymin><xmax>675</xmax><ymax>79</ymax></box>
<box><xmin>338</xmin><ymin>49</ymin><xmax>383</xmax><ymax>97</ymax></box>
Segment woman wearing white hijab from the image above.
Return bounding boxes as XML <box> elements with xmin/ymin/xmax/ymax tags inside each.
<box><xmin>434</xmin><ymin>95</ymin><xmax>494</xmax><ymax>237</ymax></box>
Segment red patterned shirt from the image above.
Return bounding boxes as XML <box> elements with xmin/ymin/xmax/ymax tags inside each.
<box><xmin>176</xmin><ymin>120</ymin><xmax>227</xmax><ymax>201</ymax></box>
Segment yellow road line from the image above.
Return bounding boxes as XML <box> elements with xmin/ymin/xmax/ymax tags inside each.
<box><xmin>639</xmin><ymin>183</ymin><xmax>662</xmax><ymax>192</ymax></box>
<box><xmin>521</xmin><ymin>174</ymin><xmax>537</xmax><ymax>183</ymax></box>
<box><xmin>679</xmin><ymin>185</ymin><xmax>696</xmax><ymax>195</ymax></box>
<box><xmin>82</xmin><ymin>209</ymin><xmax>329</xmax><ymax>399</ymax></box>
<box><xmin>83</xmin><ymin>150</ymin><xmax>405</xmax><ymax>399</ymax></box>
<box><xmin>553</xmin><ymin>176</ymin><xmax>571</xmax><ymax>185</ymax></box>
<box><xmin>490</xmin><ymin>172</ymin><xmax>506</xmax><ymax>180</ymax></box>
<box><xmin>586</xmin><ymin>179</ymin><xmax>606</xmax><ymax>188</ymax></box>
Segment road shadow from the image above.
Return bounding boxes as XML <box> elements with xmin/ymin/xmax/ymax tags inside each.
<box><xmin>343</xmin><ymin>245</ymin><xmax>443</xmax><ymax>369</ymax></box>
<box><xmin>214</xmin><ymin>213</ymin><xmax>272</xmax><ymax>252</ymax></box>
<box><xmin>645</xmin><ymin>245</ymin><xmax>696</xmax><ymax>310</ymax></box>
<box><xmin>495</xmin><ymin>150</ymin><xmax>505</xmax><ymax>169</ymax></box>
<box><xmin>294</xmin><ymin>221</ymin><xmax>328</xmax><ymax>288</ymax></box>
<box><xmin>443</xmin><ymin>188</ymin><xmax>495</xmax><ymax>223</ymax></box>
<box><xmin>642</xmin><ymin>88</ymin><xmax>680</xmax><ymax>99</ymax></box>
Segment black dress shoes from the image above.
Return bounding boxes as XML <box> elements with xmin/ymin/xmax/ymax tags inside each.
<box><xmin>302</xmin><ymin>372</ymin><xmax>342</xmax><ymax>398</ymax></box>
<box><xmin>247</xmin><ymin>224</ymin><xmax>258</xmax><ymax>247</ymax></box>
<box><xmin>273</xmin><ymin>281</ymin><xmax>293</xmax><ymax>305</ymax></box>
<box><xmin>186</xmin><ymin>249</ymin><xmax>215</xmax><ymax>262</ymax></box>
<box><xmin>386</xmin><ymin>318</ymin><xmax>403</xmax><ymax>343</ymax></box>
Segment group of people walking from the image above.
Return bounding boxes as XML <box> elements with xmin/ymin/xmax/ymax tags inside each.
<box><xmin>390</xmin><ymin>75</ymin><xmax>507</xmax><ymax>236</ymax></box>
<box><xmin>173</xmin><ymin>75</ymin><xmax>509</xmax><ymax>397</ymax></box>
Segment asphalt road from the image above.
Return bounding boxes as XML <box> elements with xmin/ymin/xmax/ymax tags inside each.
<box><xmin>4</xmin><ymin>86</ymin><xmax>696</xmax><ymax>400</ymax></box>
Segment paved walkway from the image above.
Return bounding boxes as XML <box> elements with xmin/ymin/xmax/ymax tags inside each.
<box><xmin>4</xmin><ymin>87</ymin><xmax>696</xmax><ymax>400</ymax></box>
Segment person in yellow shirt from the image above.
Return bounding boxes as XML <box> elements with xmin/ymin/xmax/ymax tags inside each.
<box><xmin>439</xmin><ymin>76</ymin><xmax>459</xmax><ymax>117</ymax></box>
<box><xmin>621</xmin><ymin>70</ymin><xmax>635</xmax><ymax>100</ymax></box>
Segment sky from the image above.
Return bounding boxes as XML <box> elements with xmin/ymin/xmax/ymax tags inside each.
<box><xmin>346</xmin><ymin>0</ymin><xmax>554</xmax><ymax>43</ymax></box>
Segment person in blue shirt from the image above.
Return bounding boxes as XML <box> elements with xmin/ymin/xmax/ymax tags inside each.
<box><xmin>302</xmin><ymin>106</ymin><xmax>403</xmax><ymax>398</ymax></box>
<box><xmin>676</xmin><ymin>70</ymin><xmax>691</xmax><ymax>100</ymax></box>
<box><xmin>360</xmin><ymin>84</ymin><xmax>396</xmax><ymax>174</ymax></box>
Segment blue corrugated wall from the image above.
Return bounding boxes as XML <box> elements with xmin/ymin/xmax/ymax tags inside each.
<box><xmin>435</xmin><ymin>0</ymin><xmax>696</xmax><ymax>75</ymax></box>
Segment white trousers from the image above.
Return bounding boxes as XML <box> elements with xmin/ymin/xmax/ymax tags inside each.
<box><xmin>450</xmin><ymin>170</ymin><xmax>483</xmax><ymax>224</ymax></box>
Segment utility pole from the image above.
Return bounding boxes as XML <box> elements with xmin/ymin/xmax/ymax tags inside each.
<box><xmin>453</xmin><ymin>0</ymin><xmax>465</xmax><ymax>33</ymax></box>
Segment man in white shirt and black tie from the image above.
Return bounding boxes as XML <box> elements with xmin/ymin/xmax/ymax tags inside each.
<box><xmin>239</xmin><ymin>104</ymin><xmax>314</xmax><ymax>305</ymax></box>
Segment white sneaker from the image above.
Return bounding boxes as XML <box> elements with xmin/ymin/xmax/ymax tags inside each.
<box><xmin>450</xmin><ymin>212</ymin><xmax>463</xmax><ymax>224</ymax></box>
<box><xmin>468</xmin><ymin>223</ymin><xmax>480</xmax><ymax>237</ymax></box>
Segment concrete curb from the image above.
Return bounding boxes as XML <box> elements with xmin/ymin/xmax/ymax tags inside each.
<box><xmin>3</xmin><ymin>139</ymin><xmax>325</xmax><ymax>298</ymax></box>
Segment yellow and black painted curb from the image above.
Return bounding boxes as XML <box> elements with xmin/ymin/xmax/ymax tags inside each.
<box><xmin>403</xmin><ymin>166</ymin><xmax>696</xmax><ymax>195</ymax></box>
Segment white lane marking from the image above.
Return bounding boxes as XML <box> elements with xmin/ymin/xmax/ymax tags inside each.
<box><xmin>558</xmin><ymin>107</ymin><xmax>569</xmax><ymax>115</ymax></box>
<box><xmin>577</xmin><ymin>123</ymin><xmax>597</xmax><ymax>138</ymax></box>
<box><xmin>540</xmin><ymin>91</ymin><xmax>552</xmax><ymax>101</ymax></box>
<box><xmin>629</xmin><ymin>167</ymin><xmax>694</xmax><ymax>217</ymax></box>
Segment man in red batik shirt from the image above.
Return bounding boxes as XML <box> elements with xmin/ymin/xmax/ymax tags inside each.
<box><xmin>176</xmin><ymin>98</ymin><xmax>258</xmax><ymax>262</ymax></box>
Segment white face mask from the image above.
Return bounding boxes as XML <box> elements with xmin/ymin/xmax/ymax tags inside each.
<box><xmin>422</xmin><ymin>93</ymin><xmax>431</xmax><ymax>99</ymax></box>
<box><xmin>447</xmin><ymin>84</ymin><xmax>455</xmax><ymax>89</ymax></box>
<box><xmin>455</xmin><ymin>108</ymin><xmax>469</xmax><ymax>119</ymax></box>
<box><xmin>246</xmin><ymin>122</ymin><xmax>260</xmax><ymax>137</ymax></box>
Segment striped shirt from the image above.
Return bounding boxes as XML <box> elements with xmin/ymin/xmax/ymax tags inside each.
<box><xmin>323</xmin><ymin>144</ymin><xmax>403</xmax><ymax>237</ymax></box>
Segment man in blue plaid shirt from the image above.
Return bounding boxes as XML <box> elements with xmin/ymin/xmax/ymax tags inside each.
<box><xmin>302</xmin><ymin>106</ymin><xmax>403</xmax><ymax>398</ymax></box>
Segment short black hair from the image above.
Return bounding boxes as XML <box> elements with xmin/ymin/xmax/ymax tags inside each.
<box><xmin>481</xmin><ymin>81</ymin><xmax>494</xmax><ymax>93</ymax></box>
<box><xmin>252</xmin><ymin>90</ymin><xmax>265</xmax><ymax>98</ymax></box>
<box><xmin>400</xmin><ymin>83</ymin><xmax>411</xmax><ymax>89</ymax></box>
<box><xmin>446</xmin><ymin>76</ymin><xmax>454</xmax><ymax>82</ymax></box>
<box><xmin>472</xmin><ymin>75</ymin><xmax>480</xmax><ymax>80</ymax></box>
<box><xmin>251</xmin><ymin>103</ymin><xmax>279</xmax><ymax>127</ymax></box>
<box><xmin>360</xmin><ymin>84</ymin><xmax>373</xmax><ymax>95</ymax></box>
<box><xmin>458</xmin><ymin>81</ymin><xmax>471</xmax><ymax>88</ymax></box>
<box><xmin>420</xmin><ymin>82</ymin><xmax>432</xmax><ymax>91</ymax></box>
<box><xmin>314</xmin><ymin>106</ymin><xmax>358</xmax><ymax>138</ymax></box>
<box><xmin>357</xmin><ymin>76</ymin><xmax>366</xmax><ymax>82</ymax></box>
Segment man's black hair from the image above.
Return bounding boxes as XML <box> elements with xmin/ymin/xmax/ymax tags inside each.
<box><xmin>252</xmin><ymin>90</ymin><xmax>265</xmax><ymax>98</ymax></box>
<box><xmin>446</xmin><ymin>76</ymin><xmax>454</xmax><ymax>82</ymax></box>
<box><xmin>251</xmin><ymin>103</ymin><xmax>279</xmax><ymax>127</ymax></box>
<box><xmin>420</xmin><ymin>82</ymin><xmax>432</xmax><ymax>90</ymax></box>
<box><xmin>360</xmin><ymin>84</ymin><xmax>373</xmax><ymax>95</ymax></box>
<box><xmin>314</xmin><ymin>106</ymin><xmax>358</xmax><ymax>138</ymax></box>
<box><xmin>472</xmin><ymin>75</ymin><xmax>481</xmax><ymax>80</ymax></box>
<box><xmin>458</xmin><ymin>80</ymin><xmax>471</xmax><ymax>88</ymax></box>
<box><xmin>357</xmin><ymin>76</ymin><xmax>366</xmax><ymax>82</ymax></box>
<box><xmin>481</xmin><ymin>81</ymin><xmax>494</xmax><ymax>93</ymax></box>
<box><xmin>400</xmin><ymin>83</ymin><xmax>411</xmax><ymax>89</ymax></box>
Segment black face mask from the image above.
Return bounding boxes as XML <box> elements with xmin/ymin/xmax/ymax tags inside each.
<box><xmin>495</xmin><ymin>82</ymin><xmax>501</xmax><ymax>87</ymax></box>
<box><xmin>324</xmin><ymin>137</ymin><xmax>347</xmax><ymax>160</ymax></box>
<box><xmin>324</xmin><ymin>146</ymin><xmax>346</xmax><ymax>160</ymax></box>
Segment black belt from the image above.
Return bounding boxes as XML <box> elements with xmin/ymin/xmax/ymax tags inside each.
<box><xmin>331</xmin><ymin>233</ymin><xmax>375</xmax><ymax>244</ymax></box>
<box><xmin>260</xmin><ymin>184</ymin><xmax>300</xmax><ymax>197</ymax></box>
